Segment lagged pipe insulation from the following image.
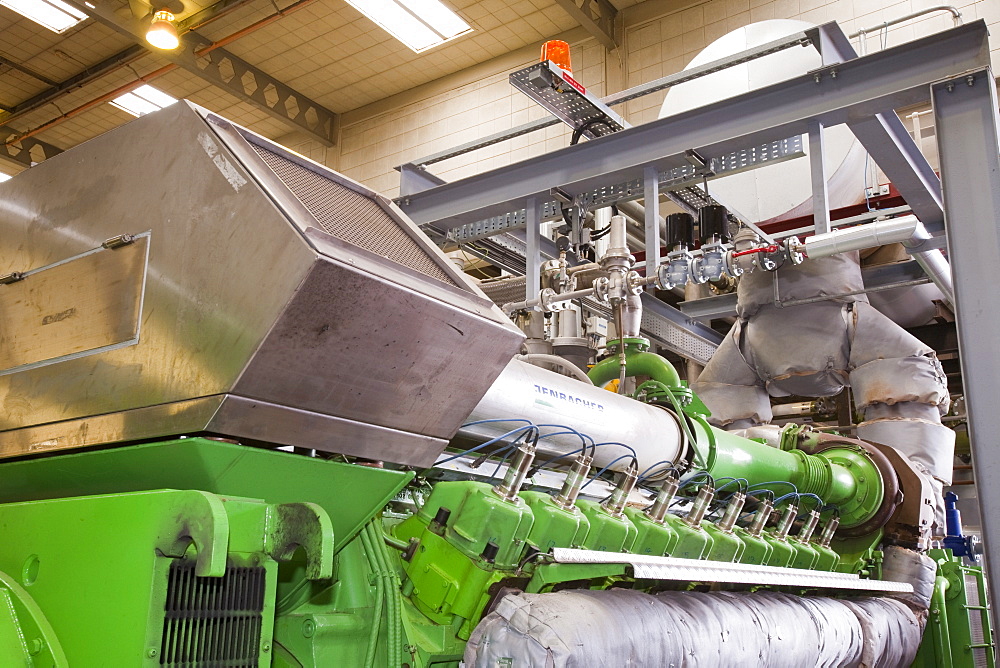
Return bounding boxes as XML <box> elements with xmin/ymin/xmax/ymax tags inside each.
<box><xmin>692</xmin><ymin>252</ymin><xmax>954</xmax><ymax>528</ymax></box>
<box><xmin>465</xmin><ymin>589</ymin><xmax>923</xmax><ymax>668</ymax></box>
<box><xmin>464</xmin><ymin>546</ymin><xmax>934</xmax><ymax>668</ymax></box>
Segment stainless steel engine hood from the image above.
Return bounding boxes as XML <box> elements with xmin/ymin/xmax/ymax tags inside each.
<box><xmin>0</xmin><ymin>101</ymin><xmax>524</xmax><ymax>466</ymax></box>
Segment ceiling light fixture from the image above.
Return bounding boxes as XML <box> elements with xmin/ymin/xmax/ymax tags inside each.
<box><xmin>0</xmin><ymin>0</ymin><xmax>87</xmax><ymax>33</ymax></box>
<box><xmin>344</xmin><ymin>0</ymin><xmax>472</xmax><ymax>53</ymax></box>
<box><xmin>109</xmin><ymin>85</ymin><xmax>178</xmax><ymax>117</ymax></box>
<box><xmin>145</xmin><ymin>9</ymin><xmax>180</xmax><ymax>50</ymax></box>
<box><xmin>0</xmin><ymin>173</ymin><xmax>11</xmax><ymax>183</ymax></box>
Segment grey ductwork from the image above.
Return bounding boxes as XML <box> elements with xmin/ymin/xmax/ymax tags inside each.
<box><xmin>692</xmin><ymin>251</ymin><xmax>954</xmax><ymax>529</ymax></box>
<box><xmin>465</xmin><ymin>588</ymin><xmax>923</xmax><ymax>667</ymax></box>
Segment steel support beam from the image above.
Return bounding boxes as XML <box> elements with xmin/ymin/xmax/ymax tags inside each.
<box><xmin>60</xmin><ymin>0</ymin><xmax>337</xmax><ymax>145</ymax></box>
<box><xmin>525</xmin><ymin>198</ymin><xmax>541</xmax><ymax>301</ymax></box>
<box><xmin>808</xmin><ymin>120</ymin><xmax>830</xmax><ymax>234</ymax></box>
<box><xmin>643</xmin><ymin>166</ymin><xmax>660</xmax><ymax>279</ymax></box>
<box><xmin>397</xmin><ymin>22</ymin><xmax>988</xmax><ymax>231</ymax></box>
<box><xmin>813</xmin><ymin>22</ymin><xmax>946</xmax><ymax>234</ymax></box>
<box><xmin>933</xmin><ymin>67</ymin><xmax>1000</xmax><ymax>625</ymax></box>
<box><xmin>551</xmin><ymin>0</ymin><xmax>618</xmax><ymax>50</ymax></box>
<box><xmin>0</xmin><ymin>127</ymin><xmax>63</xmax><ymax>168</ymax></box>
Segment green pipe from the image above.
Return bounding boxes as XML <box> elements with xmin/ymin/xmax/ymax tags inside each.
<box><xmin>588</xmin><ymin>344</ymin><xmax>883</xmax><ymax>528</ymax></box>
<box><xmin>702</xmin><ymin>422</ymin><xmax>882</xmax><ymax>528</ymax></box>
<box><xmin>371</xmin><ymin>522</ymin><xmax>403</xmax><ymax>668</ymax></box>
<box><xmin>359</xmin><ymin>525</ymin><xmax>385</xmax><ymax>668</ymax></box>
<box><xmin>588</xmin><ymin>339</ymin><xmax>682</xmax><ymax>390</ymax></box>
<box><xmin>930</xmin><ymin>575</ymin><xmax>954</xmax><ymax>667</ymax></box>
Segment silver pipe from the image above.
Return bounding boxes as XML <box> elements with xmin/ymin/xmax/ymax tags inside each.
<box><xmin>850</xmin><ymin>5</ymin><xmax>962</xmax><ymax>39</ymax></box>
<box><xmin>458</xmin><ymin>359</ymin><xmax>684</xmax><ymax>473</ymax></box>
<box><xmin>780</xmin><ymin>278</ymin><xmax>930</xmax><ymax>307</ymax></box>
<box><xmin>904</xmin><ymin>223</ymin><xmax>955</xmax><ymax>306</ymax></box>
<box><xmin>502</xmin><ymin>286</ymin><xmax>596</xmax><ymax>314</ymax></box>
<box><xmin>803</xmin><ymin>215</ymin><xmax>919</xmax><ymax>258</ymax></box>
<box><xmin>801</xmin><ymin>214</ymin><xmax>955</xmax><ymax>308</ymax></box>
<box><xmin>516</xmin><ymin>353</ymin><xmax>594</xmax><ymax>385</ymax></box>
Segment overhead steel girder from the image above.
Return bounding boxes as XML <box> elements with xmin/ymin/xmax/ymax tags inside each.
<box><xmin>812</xmin><ymin>23</ymin><xmax>946</xmax><ymax>237</ymax></box>
<box><xmin>0</xmin><ymin>128</ymin><xmax>63</xmax><ymax>168</ymax></box>
<box><xmin>933</xmin><ymin>67</ymin><xmax>1000</xmax><ymax>633</ymax></box>
<box><xmin>60</xmin><ymin>0</ymin><xmax>338</xmax><ymax>146</ymax></box>
<box><xmin>552</xmin><ymin>0</ymin><xmax>619</xmax><ymax>50</ymax></box>
<box><xmin>396</xmin><ymin>21</ymin><xmax>988</xmax><ymax>230</ymax></box>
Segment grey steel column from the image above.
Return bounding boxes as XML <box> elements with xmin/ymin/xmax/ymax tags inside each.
<box><xmin>808</xmin><ymin>121</ymin><xmax>831</xmax><ymax>234</ymax></box>
<box><xmin>644</xmin><ymin>166</ymin><xmax>661</xmax><ymax>279</ymax></box>
<box><xmin>526</xmin><ymin>197</ymin><xmax>541</xmax><ymax>302</ymax></box>
<box><xmin>933</xmin><ymin>68</ymin><xmax>1000</xmax><ymax>616</ymax></box>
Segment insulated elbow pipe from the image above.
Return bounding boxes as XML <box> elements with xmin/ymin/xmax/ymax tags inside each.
<box><xmin>803</xmin><ymin>215</ymin><xmax>955</xmax><ymax>306</ymax></box>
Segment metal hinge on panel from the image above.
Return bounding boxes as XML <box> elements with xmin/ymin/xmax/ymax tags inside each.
<box><xmin>0</xmin><ymin>272</ymin><xmax>24</xmax><ymax>285</ymax></box>
<box><xmin>102</xmin><ymin>234</ymin><xmax>135</xmax><ymax>250</ymax></box>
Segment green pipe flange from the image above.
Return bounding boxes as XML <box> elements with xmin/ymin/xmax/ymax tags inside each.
<box><xmin>813</xmin><ymin>445</ymin><xmax>885</xmax><ymax>529</ymax></box>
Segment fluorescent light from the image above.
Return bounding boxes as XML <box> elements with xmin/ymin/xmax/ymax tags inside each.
<box><xmin>0</xmin><ymin>0</ymin><xmax>87</xmax><ymax>33</ymax></box>
<box><xmin>345</xmin><ymin>0</ymin><xmax>471</xmax><ymax>53</ymax></box>
<box><xmin>396</xmin><ymin>0</ymin><xmax>469</xmax><ymax>38</ymax></box>
<box><xmin>0</xmin><ymin>173</ymin><xmax>11</xmax><ymax>183</ymax></box>
<box><xmin>109</xmin><ymin>85</ymin><xmax>178</xmax><ymax>117</ymax></box>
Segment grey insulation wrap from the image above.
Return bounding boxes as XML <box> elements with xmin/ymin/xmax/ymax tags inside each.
<box><xmin>465</xmin><ymin>589</ymin><xmax>923</xmax><ymax>668</ymax></box>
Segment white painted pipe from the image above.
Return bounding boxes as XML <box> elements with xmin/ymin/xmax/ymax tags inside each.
<box><xmin>803</xmin><ymin>214</ymin><xmax>955</xmax><ymax>307</ymax></box>
<box><xmin>904</xmin><ymin>224</ymin><xmax>955</xmax><ymax>306</ymax></box>
<box><xmin>804</xmin><ymin>215</ymin><xmax>919</xmax><ymax>258</ymax></box>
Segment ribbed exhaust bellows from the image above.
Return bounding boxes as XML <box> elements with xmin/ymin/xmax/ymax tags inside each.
<box><xmin>465</xmin><ymin>589</ymin><xmax>923</xmax><ymax>667</ymax></box>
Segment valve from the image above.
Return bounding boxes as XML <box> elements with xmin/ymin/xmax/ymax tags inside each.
<box><xmin>943</xmin><ymin>491</ymin><xmax>983</xmax><ymax>563</ymax></box>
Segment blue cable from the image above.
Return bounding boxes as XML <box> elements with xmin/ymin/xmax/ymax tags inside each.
<box><xmin>593</xmin><ymin>442</ymin><xmax>637</xmax><ymax>460</ymax></box>
<box><xmin>679</xmin><ymin>471</ymin><xmax>714</xmax><ymax>489</ymax></box>
<box><xmin>714</xmin><ymin>477</ymin><xmax>749</xmax><ymax>494</ymax></box>
<box><xmin>747</xmin><ymin>481</ymin><xmax>799</xmax><ymax>494</ymax></box>
<box><xmin>461</xmin><ymin>418</ymin><xmax>534</xmax><ymax>428</ymax></box>
<box><xmin>535</xmin><ymin>424</ymin><xmax>594</xmax><ymax>450</ymax></box>
<box><xmin>437</xmin><ymin>425</ymin><xmax>538</xmax><ymax>464</ymax></box>
<box><xmin>637</xmin><ymin>460</ymin><xmax>678</xmax><ymax>482</ymax></box>
<box><xmin>581</xmin><ymin>454</ymin><xmax>638</xmax><ymax>490</ymax></box>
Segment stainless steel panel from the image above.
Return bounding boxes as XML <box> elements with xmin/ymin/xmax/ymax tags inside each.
<box><xmin>209</xmin><ymin>396</ymin><xmax>446</xmax><ymax>467</ymax></box>
<box><xmin>234</xmin><ymin>256</ymin><xmax>521</xmax><ymax>439</ymax></box>
<box><xmin>0</xmin><ymin>235</ymin><xmax>148</xmax><ymax>375</ymax></box>
<box><xmin>0</xmin><ymin>102</ymin><xmax>524</xmax><ymax>463</ymax></box>
<box><xmin>0</xmin><ymin>396</ymin><xmax>225</xmax><ymax>458</ymax></box>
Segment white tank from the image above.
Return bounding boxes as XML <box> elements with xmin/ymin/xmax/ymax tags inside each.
<box><xmin>659</xmin><ymin>19</ymin><xmax>867</xmax><ymax>224</ymax></box>
<box><xmin>660</xmin><ymin>20</ymin><xmax>941</xmax><ymax>325</ymax></box>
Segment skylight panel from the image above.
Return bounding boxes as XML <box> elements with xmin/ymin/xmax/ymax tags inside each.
<box><xmin>0</xmin><ymin>0</ymin><xmax>87</xmax><ymax>34</ymax></box>
<box><xmin>345</xmin><ymin>0</ymin><xmax>472</xmax><ymax>53</ymax></box>
<box><xmin>109</xmin><ymin>85</ymin><xmax>178</xmax><ymax>117</ymax></box>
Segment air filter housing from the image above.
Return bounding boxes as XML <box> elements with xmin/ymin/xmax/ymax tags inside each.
<box><xmin>0</xmin><ymin>102</ymin><xmax>523</xmax><ymax>465</ymax></box>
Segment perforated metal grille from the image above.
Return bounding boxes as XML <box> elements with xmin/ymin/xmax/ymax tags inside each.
<box><xmin>479</xmin><ymin>275</ymin><xmax>528</xmax><ymax>307</ymax></box>
<box><xmin>159</xmin><ymin>560</ymin><xmax>265</xmax><ymax>667</ymax></box>
<box><xmin>250</xmin><ymin>144</ymin><xmax>457</xmax><ymax>286</ymax></box>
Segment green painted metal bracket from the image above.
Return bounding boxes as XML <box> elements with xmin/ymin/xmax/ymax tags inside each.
<box><xmin>156</xmin><ymin>490</ymin><xmax>230</xmax><ymax>577</ymax></box>
<box><xmin>0</xmin><ymin>438</ymin><xmax>413</xmax><ymax>554</ymax></box>
<box><xmin>525</xmin><ymin>562</ymin><xmax>627</xmax><ymax>593</ymax></box>
<box><xmin>0</xmin><ymin>569</ymin><xmax>68</xmax><ymax>666</ymax></box>
<box><xmin>267</xmin><ymin>503</ymin><xmax>335</xmax><ymax>580</ymax></box>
